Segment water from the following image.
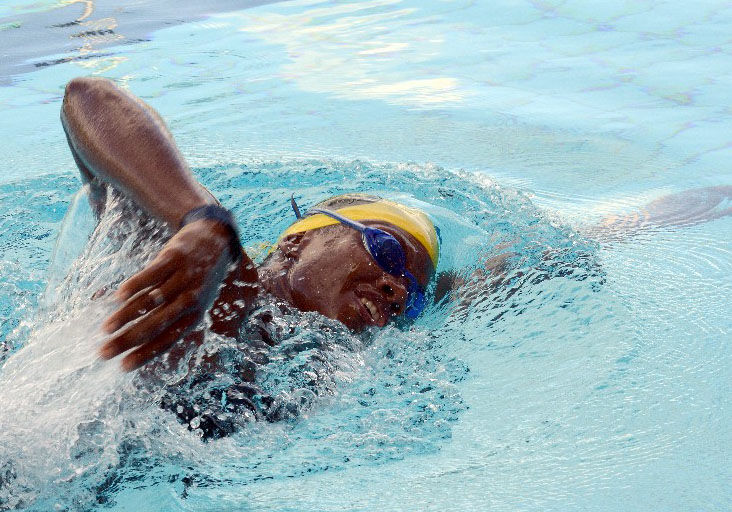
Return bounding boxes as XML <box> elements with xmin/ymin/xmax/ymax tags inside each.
<box><xmin>1</xmin><ymin>1</ymin><xmax>730</xmax><ymax>510</ymax></box>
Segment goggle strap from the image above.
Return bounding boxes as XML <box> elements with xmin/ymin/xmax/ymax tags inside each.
<box><xmin>309</xmin><ymin>208</ymin><xmax>369</xmax><ymax>232</ymax></box>
<box><xmin>290</xmin><ymin>195</ymin><xmax>303</xmax><ymax>219</ymax></box>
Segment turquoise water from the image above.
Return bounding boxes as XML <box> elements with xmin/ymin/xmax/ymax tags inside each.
<box><xmin>0</xmin><ymin>1</ymin><xmax>730</xmax><ymax>510</ymax></box>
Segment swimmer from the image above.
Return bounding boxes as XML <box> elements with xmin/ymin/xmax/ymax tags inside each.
<box><xmin>61</xmin><ymin>77</ymin><xmax>731</xmax><ymax>375</ymax></box>
<box><xmin>61</xmin><ymin>77</ymin><xmax>437</xmax><ymax>372</ymax></box>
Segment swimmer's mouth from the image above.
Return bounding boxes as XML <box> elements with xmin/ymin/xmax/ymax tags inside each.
<box><xmin>362</xmin><ymin>296</ymin><xmax>379</xmax><ymax>320</ymax></box>
<box><xmin>355</xmin><ymin>292</ymin><xmax>387</xmax><ymax>327</ymax></box>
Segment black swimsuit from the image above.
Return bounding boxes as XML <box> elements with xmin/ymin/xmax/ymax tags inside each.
<box><xmin>159</xmin><ymin>297</ymin><xmax>362</xmax><ymax>440</ymax></box>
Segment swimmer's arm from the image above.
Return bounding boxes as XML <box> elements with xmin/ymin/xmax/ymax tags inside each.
<box><xmin>61</xmin><ymin>76</ymin><xmax>214</xmax><ymax>224</ymax></box>
<box><xmin>440</xmin><ymin>186</ymin><xmax>732</xmax><ymax>308</ymax></box>
<box><xmin>61</xmin><ymin>77</ymin><xmax>244</xmax><ymax>371</ymax></box>
<box><xmin>585</xmin><ymin>185</ymin><xmax>732</xmax><ymax>243</ymax></box>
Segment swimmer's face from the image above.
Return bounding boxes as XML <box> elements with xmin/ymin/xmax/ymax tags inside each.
<box><xmin>279</xmin><ymin>222</ymin><xmax>433</xmax><ymax>330</ymax></box>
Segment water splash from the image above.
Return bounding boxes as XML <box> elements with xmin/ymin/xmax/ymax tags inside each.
<box><xmin>0</xmin><ymin>160</ymin><xmax>608</xmax><ymax>510</ymax></box>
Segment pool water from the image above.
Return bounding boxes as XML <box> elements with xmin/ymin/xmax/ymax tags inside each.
<box><xmin>0</xmin><ymin>1</ymin><xmax>730</xmax><ymax>511</ymax></box>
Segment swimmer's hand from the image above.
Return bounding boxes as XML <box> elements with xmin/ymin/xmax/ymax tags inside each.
<box><xmin>99</xmin><ymin>219</ymin><xmax>233</xmax><ymax>371</ymax></box>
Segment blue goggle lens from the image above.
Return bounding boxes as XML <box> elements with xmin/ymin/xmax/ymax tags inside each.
<box><xmin>363</xmin><ymin>231</ymin><xmax>426</xmax><ymax>319</ymax></box>
<box><xmin>363</xmin><ymin>228</ymin><xmax>406</xmax><ymax>275</ymax></box>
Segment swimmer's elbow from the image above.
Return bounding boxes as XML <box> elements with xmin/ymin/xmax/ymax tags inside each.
<box><xmin>62</xmin><ymin>77</ymin><xmax>119</xmax><ymax>120</ymax></box>
<box><xmin>64</xmin><ymin>76</ymin><xmax>115</xmax><ymax>100</ymax></box>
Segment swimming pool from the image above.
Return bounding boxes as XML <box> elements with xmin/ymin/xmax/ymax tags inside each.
<box><xmin>1</xmin><ymin>0</ymin><xmax>730</xmax><ymax>510</ymax></box>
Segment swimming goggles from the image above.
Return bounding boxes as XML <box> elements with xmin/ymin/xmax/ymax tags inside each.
<box><xmin>290</xmin><ymin>198</ymin><xmax>426</xmax><ymax>319</ymax></box>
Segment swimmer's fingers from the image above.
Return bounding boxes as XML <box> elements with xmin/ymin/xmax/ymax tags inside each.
<box><xmin>102</xmin><ymin>285</ymin><xmax>157</xmax><ymax>334</ymax></box>
<box><xmin>99</xmin><ymin>290</ymin><xmax>199</xmax><ymax>363</ymax></box>
<box><xmin>116</xmin><ymin>250</ymin><xmax>178</xmax><ymax>301</ymax></box>
<box><xmin>120</xmin><ymin>312</ymin><xmax>199</xmax><ymax>372</ymax></box>
<box><xmin>102</xmin><ymin>272</ymin><xmax>190</xmax><ymax>334</ymax></box>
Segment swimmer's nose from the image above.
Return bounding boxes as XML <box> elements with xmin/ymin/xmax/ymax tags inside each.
<box><xmin>377</xmin><ymin>274</ymin><xmax>408</xmax><ymax>316</ymax></box>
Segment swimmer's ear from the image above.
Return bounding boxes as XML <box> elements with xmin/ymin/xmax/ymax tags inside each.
<box><xmin>278</xmin><ymin>232</ymin><xmax>307</xmax><ymax>260</ymax></box>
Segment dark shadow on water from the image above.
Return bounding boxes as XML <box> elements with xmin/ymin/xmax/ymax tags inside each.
<box><xmin>0</xmin><ymin>0</ymin><xmax>285</xmax><ymax>84</ymax></box>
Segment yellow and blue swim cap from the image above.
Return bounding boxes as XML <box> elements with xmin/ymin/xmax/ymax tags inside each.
<box><xmin>279</xmin><ymin>194</ymin><xmax>439</xmax><ymax>269</ymax></box>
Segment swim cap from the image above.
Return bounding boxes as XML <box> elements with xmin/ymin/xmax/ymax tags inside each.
<box><xmin>279</xmin><ymin>194</ymin><xmax>439</xmax><ymax>269</ymax></box>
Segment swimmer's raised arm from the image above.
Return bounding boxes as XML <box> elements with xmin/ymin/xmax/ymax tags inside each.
<box><xmin>61</xmin><ymin>77</ymin><xmax>243</xmax><ymax>371</ymax></box>
<box><xmin>61</xmin><ymin>76</ymin><xmax>214</xmax><ymax>224</ymax></box>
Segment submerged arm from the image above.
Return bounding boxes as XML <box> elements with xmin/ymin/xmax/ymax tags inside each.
<box><xmin>439</xmin><ymin>186</ymin><xmax>732</xmax><ymax>306</ymax></box>
<box><xmin>61</xmin><ymin>77</ymin><xmax>247</xmax><ymax>371</ymax></box>
<box><xmin>586</xmin><ymin>185</ymin><xmax>732</xmax><ymax>243</ymax></box>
